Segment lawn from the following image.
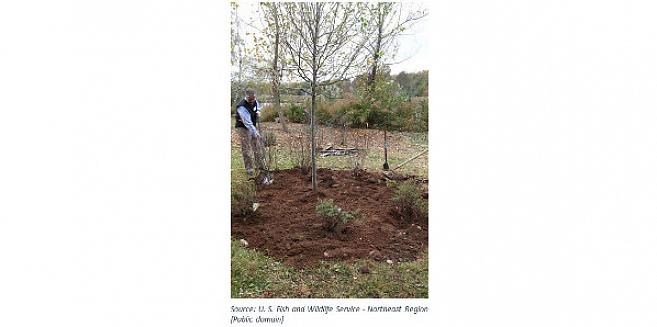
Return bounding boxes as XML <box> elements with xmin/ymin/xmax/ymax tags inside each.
<box><xmin>231</xmin><ymin>240</ymin><xmax>428</xmax><ymax>298</ymax></box>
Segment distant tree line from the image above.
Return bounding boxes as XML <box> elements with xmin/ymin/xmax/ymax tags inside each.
<box><xmin>232</xmin><ymin>70</ymin><xmax>427</xmax><ymax>103</ymax></box>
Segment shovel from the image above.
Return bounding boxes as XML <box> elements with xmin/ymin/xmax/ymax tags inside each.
<box><xmin>255</xmin><ymin>116</ymin><xmax>274</xmax><ymax>186</ymax></box>
<box><xmin>249</xmin><ymin>119</ymin><xmax>274</xmax><ymax>213</ymax></box>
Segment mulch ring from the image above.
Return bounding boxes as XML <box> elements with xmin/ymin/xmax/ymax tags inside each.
<box><xmin>231</xmin><ymin>168</ymin><xmax>428</xmax><ymax>268</ymax></box>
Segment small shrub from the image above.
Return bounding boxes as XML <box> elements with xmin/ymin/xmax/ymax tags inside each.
<box><xmin>315</xmin><ymin>199</ymin><xmax>358</xmax><ymax>232</ymax></box>
<box><xmin>315</xmin><ymin>98</ymin><xmax>358</xmax><ymax>126</ymax></box>
<box><xmin>391</xmin><ymin>101</ymin><xmax>414</xmax><ymax>131</ymax></box>
<box><xmin>258</xmin><ymin>105</ymin><xmax>278</xmax><ymax>123</ymax></box>
<box><xmin>366</xmin><ymin>106</ymin><xmax>390</xmax><ymax>128</ymax></box>
<box><xmin>315</xmin><ymin>101</ymin><xmax>334</xmax><ymax>125</ymax></box>
<box><xmin>392</xmin><ymin>180</ymin><xmax>428</xmax><ymax>222</ymax></box>
<box><xmin>345</xmin><ymin>102</ymin><xmax>371</xmax><ymax>128</ymax></box>
<box><xmin>285</xmin><ymin>103</ymin><xmax>308</xmax><ymax>123</ymax></box>
<box><xmin>231</xmin><ymin>180</ymin><xmax>257</xmax><ymax>218</ymax></box>
<box><xmin>416</xmin><ymin>98</ymin><xmax>429</xmax><ymax>132</ymax></box>
<box><xmin>390</xmin><ymin>98</ymin><xmax>428</xmax><ymax>132</ymax></box>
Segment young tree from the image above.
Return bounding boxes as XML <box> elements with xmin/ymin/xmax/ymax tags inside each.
<box><xmin>361</xmin><ymin>3</ymin><xmax>426</xmax><ymax>169</ymax></box>
<box><xmin>281</xmin><ymin>2</ymin><xmax>368</xmax><ymax>192</ymax></box>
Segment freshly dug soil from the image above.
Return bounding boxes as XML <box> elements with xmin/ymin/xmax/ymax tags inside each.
<box><xmin>231</xmin><ymin>168</ymin><xmax>428</xmax><ymax>268</ymax></box>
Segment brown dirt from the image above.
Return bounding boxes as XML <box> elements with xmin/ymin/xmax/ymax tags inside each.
<box><xmin>231</xmin><ymin>168</ymin><xmax>428</xmax><ymax>268</ymax></box>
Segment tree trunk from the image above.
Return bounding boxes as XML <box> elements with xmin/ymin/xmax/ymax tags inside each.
<box><xmin>311</xmin><ymin>86</ymin><xmax>317</xmax><ymax>192</ymax></box>
<box><xmin>271</xmin><ymin>5</ymin><xmax>288</xmax><ymax>132</ymax></box>
<box><xmin>366</xmin><ymin>3</ymin><xmax>384</xmax><ymax>101</ymax></box>
<box><xmin>310</xmin><ymin>5</ymin><xmax>320</xmax><ymax>193</ymax></box>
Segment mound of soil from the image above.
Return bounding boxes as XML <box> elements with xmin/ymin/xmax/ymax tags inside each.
<box><xmin>231</xmin><ymin>168</ymin><xmax>428</xmax><ymax>268</ymax></box>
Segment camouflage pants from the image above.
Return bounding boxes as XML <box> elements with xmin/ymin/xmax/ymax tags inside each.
<box><xmin>236</xmin><ymin>127</ymin><xmax>265</xmax><ymax>173</ymax></box>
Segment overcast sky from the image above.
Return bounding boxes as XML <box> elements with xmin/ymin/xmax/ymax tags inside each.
<box><xmin>389</xmin><ymin>6</ymin><xmax>429</xmax><ymax>74</ymax></box>
<box><xmin>234</xmin><ymin>2</ymin><xmax>429</xmax><ymax>76</ymax></box>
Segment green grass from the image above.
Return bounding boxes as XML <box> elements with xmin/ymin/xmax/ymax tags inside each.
<box><xmin>231</xmin><ymin>240</ymin><xmax>428</xmax><ymax>298</ymax></box>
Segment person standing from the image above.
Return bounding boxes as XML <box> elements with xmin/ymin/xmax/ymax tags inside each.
<box><xmin>235</xmin><ymin>88</ymin><xmax>265</xmax><ymax>175</ymax></box>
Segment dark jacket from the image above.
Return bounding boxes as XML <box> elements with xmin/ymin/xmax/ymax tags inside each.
<box><xmin>235</xmin><ymin>99</ymin><xmax>258</xmax><ymax>129</ymax></box>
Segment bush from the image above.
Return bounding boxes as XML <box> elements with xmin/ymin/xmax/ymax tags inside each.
<box><xmin>392</xmin><ymin>180</ymin><xmax>428</xmax><ymax>222</ymax></box>
<box><xmin>315</xmin><ymin>102</ymin><xmax>335</xmax><ymax>125</ymax></box>
<box><xmin>285</xmin><ymin>103</ymin><xmax>308</xmax><ymax>123</ymax></box>
<box><xmin>390</xmin><ymin>101</ymin><xmax>412</xmax><ymax>131</ymax></box>
<box><xmin>231</xmin><ymin>181</ymin><xmax>257</xmax><ymax>218</ymax></box>
<box><xmin>270</xmin><ymin>95</ymin><xmax>426</xmax><ymax>133</ymax></box>
<box><xmin>345</xmin><ymin>102</ymin><xmax>371</xmax><ymax>128</ymax></box>
<box><xmin>316</xmin><ymin>98</ymin><xmax>356</xmax><ymax>126</ymax></box>
<box><xmin>258</xmin><ymin>105</ymin><xmax>278</xmax><ymax>123</ymax></box>
<box><xmin>416</xmin><ymin>98</ymin><xmax>429</xmax><ymax>132</ymax></box>
<box><xmin>392</xmin><ymin>98</ymin><xmax>428</xmax><ymax>132</ymax></box>
<box><xmin>315</xmin><ymin>199</ymin><xmax>359</xmax><ymax>232</ymax></box>
<box><xmin>366</xmin><ymin>106</ymin><xmax>391</xmax><ymax>128</ymax></box>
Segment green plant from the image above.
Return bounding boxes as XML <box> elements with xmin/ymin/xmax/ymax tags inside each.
<box><xmin>315</xmin><ymin>101</ymin><xmax>334</xmax><ymax>125</ymax></box>
<box><xmin>231</xmin><ymin>180</ymin><xmax>257</xmax><ymax>218</ymax></box>
<box><xmin>346</xmin><ymin>102</ymin><xmax>371</xmax><ymax>128</ymax></box>
<box><xmin>315</xmin><ymin>199</ymin><xmax>357</xmax><ymax>232</ymax></box>
<box><xmin>392</xmin><ymin>180</ymin><xmax>428</xmax><ymax>222</ymax></box>
<box><xmin>416</xmin><ymin>98</ymin><xmax>429</xmax><ymax>132</ymax></box>
<box><xmin>385</xmin><ymin>180</ymin><xmax>397</xmax><ymax>189</ymax></box>
<box><xmin>285</xmin><ymin>103</ymin><xmax>308</xmax><ymax>123</ymax></box>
